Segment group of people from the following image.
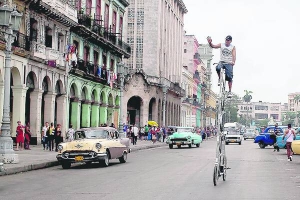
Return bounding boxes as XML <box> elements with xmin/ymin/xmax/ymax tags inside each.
<box><xmin>15</xmin><ymin>121</ymin><xmax>32</xmax><ymax>151</ymax></box>
<box><xmin>41</xmin><ymin>122</ymin><xmax>66</xmax><ymax>152</ymax></box>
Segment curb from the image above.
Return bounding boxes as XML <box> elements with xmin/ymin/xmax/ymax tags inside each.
<box><xmin>0</xmin><ymin>143</ymin><xmax>167</xmax><ymax>176</ymax></box>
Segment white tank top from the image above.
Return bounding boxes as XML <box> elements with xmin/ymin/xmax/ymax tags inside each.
<box><xmin>220</xmin><ymin>43</ymin><xmax>234</xmax><ymax>63</ymax></box>
<box><xmin>286</xmin><ymin>130</ymin><xmax>294</xmax><ymax>142</ymax></box>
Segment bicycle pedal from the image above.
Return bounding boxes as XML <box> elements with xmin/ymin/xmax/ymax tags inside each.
<box><xmin>226</xmin><ymin>167</ymin><xmax>231</xmax><ymax>170</ymax></box>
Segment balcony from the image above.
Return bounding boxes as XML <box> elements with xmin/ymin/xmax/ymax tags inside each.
<box><xmin>194</xmin><ymin>52</ymin><xmax>201</xmax><ymax>64</ymax></box>
<box><xmin>193</xmin><ymin>100</ymin><xmax>201</xmax><ymax>107</ymax></box>
<box><xmin>45</xmin><ymin>48</ymin><xmax>65</xmax><ymax>67</ymax></box>
<box><xmin>31</xmin><ymin>41</ymin><xmax>46</xmax><ymax>60</ymax></box>
<box><xmin>71</xmin><ymin>14</ymin><xmax>131</xmax><ymax>59</ymax></box>
<box><xmin>0</xmin><ymin>31</ymin><xmax>30</xmax><ymax>56</ymax></box>
<box><xmin>30</xmin><ymin>0</ymin><xmax>78</xmax><ymax>26</ymax></box>
<box><xmin>193</xmin><ymin>70</ymin><xmax>201</xmax><ymax>83</ymax></box>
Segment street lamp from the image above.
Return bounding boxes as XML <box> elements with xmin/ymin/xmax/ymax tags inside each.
<box><xmin>0</xmin><ymin>4</ymin><xmax>23</xmax><ymax>164</ymax></box>
<box><xmin>117</xmin><ymin>57</ymin><xmax>128</xmax><ymax>135</ymax></box>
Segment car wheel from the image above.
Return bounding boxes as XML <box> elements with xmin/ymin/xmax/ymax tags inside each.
<box><xmin>100</xmin><ymin>151</ymin><xmax>110</xmax><ymax>167</ymax></box>
<box><xmin>239</xmin><ymin>142</ymin><xmax>242</xmax><ymax>145</ymax></box>
<box><xmin>62</xmin><ymin>162</ymin><xmax>71</xmax><ymax>169</ymax></box>
<box><xmin>169</xmin><ymin>144</ymin><xmax>173</xmax><ymax>149</ymax></box>
<box><xmin>196</xmin><ymin>143</ymin><xmax>200</xmax><ymax>148</ymax></box>
<box><xmin>244</xmin><ymin>138</ymin><xmax>246</xmax><ymax>140</ymax></box>
<box><xmin>85</xmin><ymin>162</ymin><xmax>92</xmax><ymax>166</ymax></box>
<box><xmin>258</xmin><ymin>142</ymin><xmax>265</xmax><ymax>149</ymax></box>
<box><xmin>225</xmin><ymin>142</ymin><xmax>229</xmax><ymax>145</ymax></box>
<box><xmin>119</xmin><ymin>152</ymin><xmax>127</xmax><ymax>163</ymax></box>
<box><xmin>188</xmin><ymin>144</ymin><xmax>192</xmax><ymax>148</ymax></box>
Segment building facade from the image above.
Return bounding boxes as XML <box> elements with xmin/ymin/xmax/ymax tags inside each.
<box><xmin>206</xmin><ymin>90</ymin><xmax>217</xmax><ymax>126</ymax></box>
<box><xmin>67</xmin><ymin>0</ymin><xmax>130</xmax><ymax>130</ymax></box>
<box><xmin>181</xmin><ymin>35</ymin><xmax>201</xmax><ymax>127</ymax></box>
<box><xmin>237</xmin><ymin>101</ymin><xmax>282</xmax><ymax>123</ymax></box>
<box><xmin>123</xmin><ymin>0</ymin><xmax>187</xmax><ymax>127</ymax></box>
<box><xmin>288</xmin><ymin>92</ymin><xmax>300</xmax><ymax>112</ymax></box>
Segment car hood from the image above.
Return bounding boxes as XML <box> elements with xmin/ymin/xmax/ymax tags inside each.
<box><xmin>63</xmin><ymin>139</ymin><xmax>107</xmax><ymax>151</ymax></box>
<box><xmin>171</xmin><ymin>132</ymin><xmax>193</xmax><ymax>138</ymax></box>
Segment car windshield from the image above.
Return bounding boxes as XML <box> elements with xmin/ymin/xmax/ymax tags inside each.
<box><xmin>74</xmin><ymin>130</ymin><xmax>108</xmax><ymax>139</ymax></box>
<box><xmin>176</xmin><ymin>128</ymin><xmax>193</xmax><ymax>133</ymax></box>
<box><xmin>227</xmin><ymin>129</ymin><xmax>239</xmax><ymax>135</ymax></box>
<box><xmin>246</xmin><ymin>129</ymin><xmax>255</xmax><ymax>133</ymax></box>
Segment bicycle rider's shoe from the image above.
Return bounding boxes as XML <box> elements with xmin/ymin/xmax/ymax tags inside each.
<box><xmin>218</xmin><ymin>79</ymin><xmax>220</xmax><ymax>86</ymax></box>
<box><xmin>227</xmin><ymin>92</ymin><xmax>233</xmax><ymax>98</ymax></box>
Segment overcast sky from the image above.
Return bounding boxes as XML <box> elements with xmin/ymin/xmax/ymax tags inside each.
<box><xmin>183</xmin><ymin>0</ymin><xmax>300</xmax><ymax>104</ymax></box>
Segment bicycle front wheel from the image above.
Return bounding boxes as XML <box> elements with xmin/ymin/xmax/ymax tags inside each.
<box><xmin>213</xmin><ymin>165</ymin><xmax>218</xmax><ymax>186</ymax></box>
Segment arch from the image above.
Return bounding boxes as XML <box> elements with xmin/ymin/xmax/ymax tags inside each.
<box><xmin>115</xmin><ymin>95</ymin><xmax>120</xmax><ymax>106</ymax></box>
<box><xmin>70</xmin><ymin>82</ymin><xmax>79</xmax><ymax>98</ymax></box>
<box><xmin>11</xmin><ymin>67</ymin><xmax>22</xmax><ymax>86</ymax></box>
<box><xmin>127</xmin><ymin>96</ymin><xmax>143</xmax><ymax>126</ymax></box>
<box><xmin>108</xmin><ymin>93</ymin><xmax>114</xmax><ymax>106</ymax></box>
<box><xmin>81</xmin><ymin>86</ymin><xmax>88</xmax><ymax>101</ymax></box>
<box><xmin>100</xmin><ymin>90</ymin><xmax>107</xmax><ymax>104</ymax></box>
<box><xmin>55</xmin><ymin>79</ymin><xmax>64</xmax><ymax>95</ymax></box>
<box><xmin>148</xmin><ymin>97</ymin><xmax>156</xmax><ymax>121</ymax></box>
<box><xmin>42</xmin><ymin>76</ymin><xmax>51</xmax><ymax>93</ymax></box>
<box><xmin>26</xmin><ymin>71</ymin><xmax>38</xmax><ymax>90</ymax></box>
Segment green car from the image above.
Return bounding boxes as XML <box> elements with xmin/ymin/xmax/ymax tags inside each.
<box><xmin>166</xmin><ymin>127</ymin><xmax>202</xmax><ymax>149</ymax></box>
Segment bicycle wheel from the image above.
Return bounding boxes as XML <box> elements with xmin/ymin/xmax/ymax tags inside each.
<box><xmin>222</xmin><ymin>155</ymin><xmax>227</xmax><ymax>181</ymax></box>
<box><xmin>213</xmin><ymin>165</ymin><xmax>218</xmax><ymax>186</ymax></box>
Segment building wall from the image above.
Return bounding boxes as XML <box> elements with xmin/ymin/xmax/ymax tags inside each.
<box><xmin>288</xmin><ymin>92</ymin><xmax>300</xmax><ymax>112</ymax></box>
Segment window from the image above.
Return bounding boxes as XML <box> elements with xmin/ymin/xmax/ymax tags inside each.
<box><xmin>86</xmin><ymin>0</ymin><xmax>92</xmax><ymax>15</ymax></box>
<box><xmin>45</xmin><ymin>27</ymin><xmax>52</xmax><ymax>48</ymax></box>
<box><xmin>30</xmin><ymin>18</ymin><xmax>38</xmax><ymax>42</ymax></box>
<box><xmin>110</xmin><ymin>59</ymin><xmax>114</xmax><ymax>71</ymax></box>
<box><xmin>102</xmin><ymin>54</ymin><xmax>107</xmax><ymax>68</ymax></box>
<box><xmin>96</xmin><ymin>0</ymin><xmax>101</xmax><ymax>24</ymax></box>
<box><xmin>57</xmin><ymin>33</ymin><xmax>64</xmax><ymax>52</ymax></box>
<box><xmin>255</xmin><ymin>113</ymin><xmax>268</xmax><ymax>120</ymax></box>
<box><xmin>83</xmin><ymin>46</ymin><xmax>90</xmax><ymax>62</ymax></box>
<box><xmin>76</xmin><ymin>0</ymin><xmax>82</xmax><ymax>11</ymax></box>
<box><xmin>112</xmin><ymin>11</ymin><xmax>117</xmax><ymax>33</ymax></box>
<box><xmin>93</xmin><ymin>51</ymin><xmax>99</xmax><ymax>75</ymax></box>
<box><xmin>119</xmin><ymin>16</ymin><xmax>123</xmax><ymax>36</ymax></box>
<box><xmin>184</xmin><ymin>49</ymin><xmax>187</xmax><ymax>53</ymax></box>
<box><xmin>104</xmin><ymin>4</ymin><xmax>109</xmax><ymax>29</ymax></box>
<box><xmin>255</xmin><ymin>105</ymin><xmax>268</xmax><ymax>110</ymax></box>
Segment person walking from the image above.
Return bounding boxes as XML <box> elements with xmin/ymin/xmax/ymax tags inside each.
<box><xmin>54</xmin><ymin>124</ymin><xmax>63</xmax><ymax>152</ymax></box>
<box><xmin>271</xmin><ymin>123</ymin><xmax>280</xmax><ymax>152</ymax></box>
<box><xmin>132</xmin><ymin>124</ymin><xmax>139</xmax><ymax>145</ymax></box>
<box><xmin>162</xmin><ymin>127</ymin><xmax>167</xmax><ymax>143</ymax></box>
<box><xmin>66</xmin><ymin>124</ymin><xmax>75</xmax><ymax>142</ymax></box>
<box><xmin>282</xmin><ymin>124</ymin><xmax>296</xmax><ymax>161</ymax></box>
<box><xmin>47</xmin><ymin>123</ymin><xmax>55</xmax><ymax>151</ymax></box>
<box><xmin>144</xmin><ymin>125</ymin><xmax>149</xmax><ymax>141</ymax></box>
<box><xmin>151</xmin><ymin>127</ymin><xmax>157</xmax><ymax>144</ymax></box>
<box><xmin>16</xmin><ymin>121</ymin><xmax>25</xmax><ymax>151</ymax></box>
<box><xmin>24</xmin><ymin>122</ymin><xmax>32</xmax><ymax>150</ymax></box>
<box><xmin>42</xmin><ymin>122</ymin><xmax>49</xmax><ymax>150</ymax></box>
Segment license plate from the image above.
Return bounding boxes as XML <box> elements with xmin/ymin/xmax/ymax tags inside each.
<box><xmin>75</xmin><ymin>156</ymin><xmax>84</xmax><ymax>162</ymax></box>
<box><xmin>231</xmin><ymin>140</ymin><xmax>235</xmax><ymax>142</ymax></box>
<box><xmin>176</xmin><ymin>142</ymin><xmax>181</xmax><ymax>145</ymax></box>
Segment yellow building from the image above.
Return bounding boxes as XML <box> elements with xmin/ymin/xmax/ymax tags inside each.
<box><xmin>205</xmin><ymin>90</ymin><xmax>217</xmax><ymax>126</ymax></box>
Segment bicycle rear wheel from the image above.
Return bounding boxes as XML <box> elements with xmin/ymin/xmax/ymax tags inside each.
<box><xmin>213</xmin><ymin>165</ymin><xmax>218</xmax><ymax>186</ymax></box>
<box><xmin>222</xmin><ymin>155</ymin><xmax>227</xmax><ymax>181</ymax></box>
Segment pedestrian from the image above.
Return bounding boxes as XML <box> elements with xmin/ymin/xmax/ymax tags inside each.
<box><xmin>54</xmin><ymin>124</ymin><xmax>62</xmax><ymax>152</ymax></box>
<box><xmin>110</xmin><ymin>123</ymin><xmax>115</xmax><ymax>128</ymax></box>
<box><xmin>271</xmin><ymin>123</ymin><xmax>280</xmax><ymax>152</ymax></box>
<box><xmin>42</xmin><ymin>122</ymin><xmax>49</xmax><ymax>150</ymax></box>
<box><xmin>282</xmin><ymin>124</ymin><xmax>296</xmax><ymax>161</ymax></box>
<box><xmin>66</xmin><ymin>124</ymin><xmax>75</xmax><ymax>142</ymax></box>
<box><xmin>140</xmin><ymin>126</ymin><xmax>145</xmax><ymax>140</ymax></box>
<box><xmin>16</xmin><ymin>121</ymin><xmax>25</xmax><ymax>151</ymax></box>
<box><xmin>47</xmin><ymin>123</ymin><xmax>55</xmax><ymax>151</ymax></box>
<box><xmin>24</xmin><ymin>122</ymin><xmax>32</xmax><ymax>150</ymax></box>
<box><xmin>162</xmin><ymin>127</ymin><xmax>166</xmax><ymax>142</ymax></box>
<box><xmin>132</xmin><ymin>124</ymin><xmax>139</xmax><ymax>145</ymax></box>
<box><xmin>144</xmin><ymin>125</ymin><xmax>149</xmax><ymax>140</ymax></box>
<box><xmin>151</xmin><ymin>127</ymin><xmax>157</xmax><ymax>144</ymax></box>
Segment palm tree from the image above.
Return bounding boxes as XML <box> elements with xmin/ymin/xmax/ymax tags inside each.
<box><xmin>243</xmin><ymin>90</ymin><xmax>253</xmax><ymax>127</ymax></box>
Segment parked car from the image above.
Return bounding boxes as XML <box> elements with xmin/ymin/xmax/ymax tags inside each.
<box><xmin>166</xmin><ymin>127</ymin><xmax>202</xmax><ymax>148</ymax></box>
<box><xmin>225</xmin><ymin>128</ymin><xmax>242</xmax><ymax>145</ymax></box>
<box><xmin>276</xmin><ymin>130</ymin><xmax>300</xmax><ymax>149</ymax></box>
<box><xmin>292</xmin><ymin>140</ymin><xmax>300</xmax><ymax>154</ymax></box>
<box><xmin>243</xmin><ymin>129</ymin><xmax>257</xmax><ymax>140</ymax></box>
<box><xmin>254</xmin><ymin>126</ymin><xmax>287</xmax><ymax>149</ymax></box>
<box><xmin>56</xmin><ymin>127</ymin><xmax>130</xmax><ymax>169</ymax></box>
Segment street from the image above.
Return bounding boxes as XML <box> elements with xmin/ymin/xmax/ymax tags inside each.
<box><xmin>0</xmin><ymin>139</ymin><xmax>299</xmax><ymax>200</ymax></box>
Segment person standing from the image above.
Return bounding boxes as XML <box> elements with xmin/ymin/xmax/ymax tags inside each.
<box><xmin>271</xmin><ymin>123</ymin><xmax>280</xmax><ymax>152</ymax></box>
<box><xmin>24</xmin><ymin>122</ymin><xmax>32</xmax><ymax>150</ymax></box>
<box><xmin>54</xmin><ymin>124</ymin><xmax>62</xmax><ymax>152</ymax></box>
<box><xmin>42</xmin><ymin>122</ymin><xmax>49</xmax><ymax>150</ymax></box>
<box><xmin>144</xmin><ymin>125</ymin><xmax>149</xmax><ymax>141</ymax></box>
<box><xmin>151</xmin><ymin>127</ymin><xmax>157</xmax><ymax>144</ymax></box>
<box><xmin>132</xmin><ymin>124</ymin><xmax>139</xmax><ymax>145</ymax></box>
<box><xmin>47</xmin><ymin>123</ymin><xmax>55</xmax><ymax>151</ymax></box>
<box><xmin>162</xmin><ymin>127</ymin><xmax>167</xmax><ymax>143</ymax></box>
<box><xmin>282</xmin><ymin>124</ymin><xmax>296</xmax><ymax>161</ymax></box>
<box><xmin>16</xmin><ymin>121</ymin><xmax>25</xmax><ymax>151</ymax></box>
<box><xmin>66</xmin><ymin>124</ymin><xmax>75</xmax><ymax>142</ymax></box>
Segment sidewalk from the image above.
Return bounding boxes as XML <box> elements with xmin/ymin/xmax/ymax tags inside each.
<box><xmin>0</xmin><ymin>140</ymin><xmax>166</xmax><ymax>176</ymax></box>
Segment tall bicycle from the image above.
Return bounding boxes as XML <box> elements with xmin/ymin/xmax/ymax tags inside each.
<box><xmin>213</xmin><ymin>62</ymin><xmax>230</xmax><ymax>186</ymax></box>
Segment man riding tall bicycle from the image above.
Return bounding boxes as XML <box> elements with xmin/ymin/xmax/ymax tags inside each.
<box><xmin>207</xmin><ymin>35</ymin><xmax>236</xmax><ymax>98</ymax></box>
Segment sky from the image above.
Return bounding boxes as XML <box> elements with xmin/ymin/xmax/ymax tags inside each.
<box><xmin>183</xmin><ymin>0</ymin><xmax>300</xmax><ymax>103</ymax></box>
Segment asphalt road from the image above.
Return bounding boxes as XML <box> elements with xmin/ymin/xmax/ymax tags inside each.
<box><xmin>0</xmin><ymin>139</ymin><xmax>299</xmax><ymax>200</ymax></box>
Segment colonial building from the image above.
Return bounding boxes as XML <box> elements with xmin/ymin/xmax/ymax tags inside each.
<box><xmin>181</xmin><ymin>34</ymin><xmax>201</xmax><ymax>127</ymax></box>
<box><xmin>206</xmin><ymin>90</ymin><xmax>217</xmax><ymax>126</ymax></box>
<box><xmin>0</xmin><ymin>0</ymin><xmax>77</xmax><ymax>144</ymax></box>
<box><xmin>123</xmin><ymin>0</ymin><xmax>187</xmax><ymax>127</ymax></box>
<box><xmin>68</xmin><ymin>0</ymin><xmax>130</xmax><ymax>130</ymax></box>
<box><xmin>288</xmin><ymin>92</ymin><xmax>300</xmax><ymax>112</ymax></box>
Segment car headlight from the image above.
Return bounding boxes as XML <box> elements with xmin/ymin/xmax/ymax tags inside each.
<box><xmin>58</xmin><ymin>145</ymin><xmax>63</xmax><ymax>151</ymax></box>
<box><xmin>95</xmin><ymin>143</ymin><xmax>101</xmax><ymax>149</ymax></box>
<box><xmin>187</xmin><ymin>136</ymin><xmax>191</xmax><ymax>139</ymax></box>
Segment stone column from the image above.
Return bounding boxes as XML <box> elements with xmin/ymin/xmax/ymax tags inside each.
<box><xmin>30</xmin><ymin>89</ymin><xmax>43</xmax><ymax>144</ymax></box>
<box><xmin>81</xmin><ymin>102</ymin><xmax>91</xmax><ymax>128</ymax></box>
<box><xmin>70</xmin><ymin>100</ymin><xmax>81</xmax><ymax>130</ymax></box>
<box><xmin>56</xmin><ymin>95</ymin><xmax>67</xmax><ymax>136</ymax></box>
<box><xmin>141</xmin><ymin>100</ymin><xmax>149</xmax><ymax>127</ymax></box>
<box><xmin>0</xmin><ymin>82</ymin><xmax>4</xmax><ymax>127</ymax></box>
<box><xmin>91</xmin><ymin>102</ymin><xmax>100</xmax><ymax>127</ymax></box>
<box><xmin>152</xmin><ymin>100</ymin><xmax>158</xmax><ymax>123</ymax></box>
<box><xmin>99</xmin><ymin>104</ymin><xmax>108</xmax><ymax>125</ymax></box>
<box><xmin>11</xmin><ymin>86</ymin><xmax>27</xmax><ymax>137</ymax></box>
<box><xmin>43</xmin><ymin>92</ymin><xmax>56</xmax><ymax>125</ymax></box>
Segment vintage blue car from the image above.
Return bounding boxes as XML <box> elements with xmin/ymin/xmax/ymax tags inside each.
<box><xmin>276</xmin><ymin>129</ymin><xmax>300</xmax><ymax>148</ymax></box>
<box><xmin>254</xmin><ymin>126</ymin><xmax>287</xmax><ymax>149</ymax></box>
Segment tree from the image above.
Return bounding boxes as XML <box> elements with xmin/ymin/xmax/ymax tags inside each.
<box><xmin>224</xmin><ymin>93</ymin><xmax>241</xmax><ymax>123</ymax></box>
<box><xmin>243</xmin><ymin>90</ymin><xmax>253</xmax><ymax>103</ymax></box>
<box><xmin>294</xmin><ymin>95</ymin><xmax>300</xmax><ymax>107</ymax></box>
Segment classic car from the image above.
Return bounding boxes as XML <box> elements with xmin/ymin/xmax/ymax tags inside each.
<box><xmin>243</xmin><ymin>128</ymin><xmax>257</xmax><ymax>140</ymax></box>
<box><xmin>276</xmin><ymin>132</ymin><xmax>300</xmax><ymax>149</ymax></box>
<box><xmin>225</xmin><ymin>128</ymin><xmax>242</xmax><ymax>145</ymax></box>
<box><xmin>254</xmin><ymin>126</ymin><xmax>287</xmax><ymax>149</ymax></box>
<box><xmin>56</xmin><ymin>127</ymin><xmax>130</xmax><ymax>169</ymax></box>
<box><xmin>292</xmin><ymin>140</ymin><xmax>300</xmax><ymax>154</ymax></box>
<box><xmin>166</xmin><ymin>127</ymin><xmax>202</xmax><ymax>148</ymax></box>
